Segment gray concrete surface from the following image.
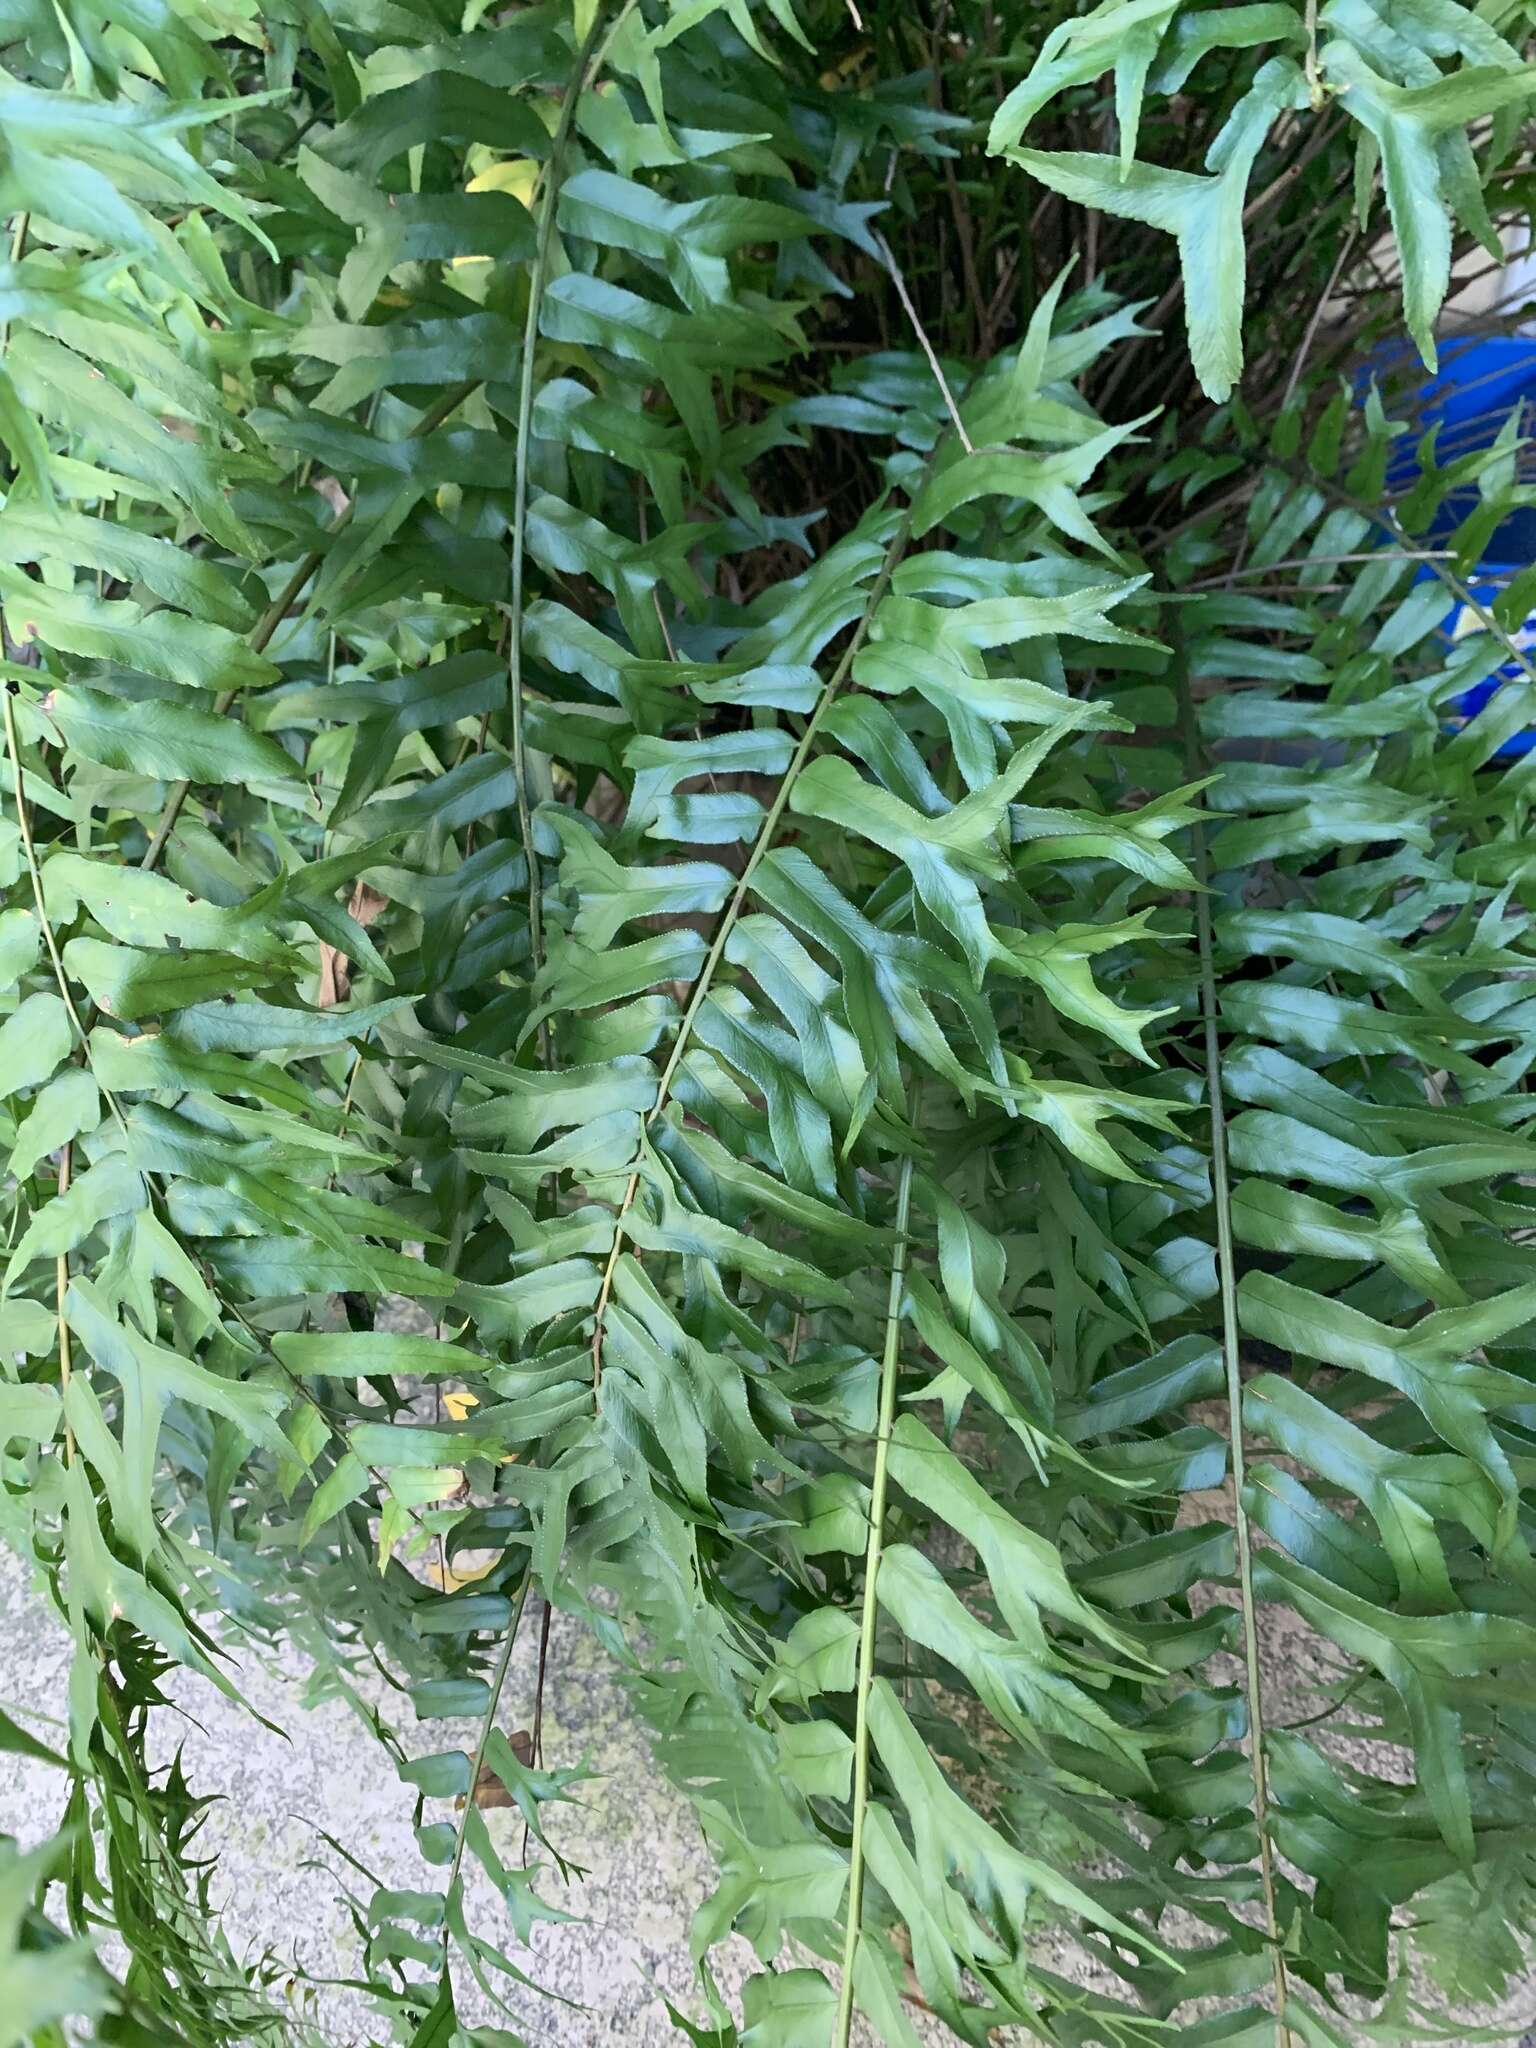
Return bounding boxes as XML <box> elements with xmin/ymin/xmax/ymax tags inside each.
<box><xmin>2</xmin><ymin>1520</ymin><xmax>1532</xmax><ymax>2046</ymax></box>
<box><xmin>0</xmin><ymin>1544</ymin><xmax>924</xmax><ymax>2046</ymax></box>
<box><xmin>0</xmin><ymin>1549</ymin><xmax>733</xmax><ymax>2044</ymax></box>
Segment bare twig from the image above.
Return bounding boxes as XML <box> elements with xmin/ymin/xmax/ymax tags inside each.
<box><xmin>874</xmin><ymin>231</ymin><xmax>974</xmax><ymax>452</ymax></box>
<box><xmin>1191</xmin><ymin>548</ymin><xmax>1452</xmax><ymax>587</ymax></box>
<box><xmin>1279</xmin><ymin>228</ymin><xmax>1357</xmax><ymax>414</ymax></box>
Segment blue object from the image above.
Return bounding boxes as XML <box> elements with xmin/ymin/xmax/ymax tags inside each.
<box><xmin>1367</xmin><ymin>336</ymin><xmax>1536</xmax><ymax>758</ymax></box>
<box><xmin>1435</xmin><ymin>564</ymin><xmax>1536</xmax><ymax>760</ymax></box>
<box><xmin>1381</xmin><ymin>335</ymin><xmax>1536</xmax><ymax>557</ymax></box>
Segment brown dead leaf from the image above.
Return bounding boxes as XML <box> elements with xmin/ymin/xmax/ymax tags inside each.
<box><xmin>349</xmin><ymin>879</ymin><xmax>388</xmax><ymax>928</ymax></box>
<box><xmin>317</xmin><ymin>944</ymin><xmax>349</xmax><ymax>1009</ymax></box>
<box><xmin>317</xmin><ymin>879</ymin><xmax>389</xmax><ymax>1009</ymax></box>
<box><xmin>459</xmin><ymin>1730</ymin><xmax>535</xmax><ymax>1809</ymax></box>
<box><xmin>314</xmin><ymin>474</ymin><xmax>351</xmax><ymax>520</ymax></box>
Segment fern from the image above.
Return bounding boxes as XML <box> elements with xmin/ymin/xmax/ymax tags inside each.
<box><xmin>1412</xmin><ymin>1851</ymin><xmax>1536</xmax><ymax>2008</ymax></box>
<box><xmin>0</xmin><ymin>0</ymin><xmax>1534</xmax><ymax>2044</ymax></box>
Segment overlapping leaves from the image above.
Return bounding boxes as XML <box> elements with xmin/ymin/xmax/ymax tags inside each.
<box><xmin>991</xmin><ymin>0</ymin><xmax>1536</xmax><ymax>397</ymax></box>
<box><xmin>0</xmin><ymin>0</ymin><xmax>1533</xmax><ymax>2045</ymax></box>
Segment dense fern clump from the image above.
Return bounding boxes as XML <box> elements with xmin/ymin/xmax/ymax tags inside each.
<box><xmin>2</xmin><ymin>0</ymin><xmax>1536</xmax><ymax>2042</ymax></box>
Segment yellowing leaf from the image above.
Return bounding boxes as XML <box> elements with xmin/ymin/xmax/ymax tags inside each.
<box><xmin>466</xmin><ymin>158</ymin><xmax>539</xmax><ymax>205</ymax></box>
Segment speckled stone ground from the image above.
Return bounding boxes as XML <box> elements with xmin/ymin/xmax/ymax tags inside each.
<box><xmin>2</xmin><ymin>1528</ymin><xmax>1531</xmax><ymax>2045</ymax></box>
<box><xmin>0</xmin><ymin>1546</ymin><xmax>934</xmax><ymax>2047</ymax></box>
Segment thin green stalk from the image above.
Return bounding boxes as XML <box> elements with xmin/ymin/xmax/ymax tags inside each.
<box><xmin>587</xmin><ymin>481</ymin><xmax>931</xmax><ymax>1385</ymax></box>
<box><xmin>441</xmin><ymin>1567</ymin><xmax>533</xmax><ymax>1932</ymax></box>
<box><xmin>588</xmin><ymin>344</ymin><xmax>976</xmax><ymax>1386</ymax></box>
<box><xmin>1171</xmin><ymin>607</ymin><xmax>1291</xmax><ymax>2044</ymax></box>
<box><xmin>833</xmin><ymin>1147</ymin><xmax>914</xmax><ymax>2048</ymax></box>
<box><xmin>1304</xmin><ymin>0</ymin><xmax>1324</xmax><ymax>107</ymax></box>
<box><xmin>1283</xmin><ymin>455</ymin><xmax>1536</xmax><ymax>695</ymax></box>
<box><xmin>586</xmin><ymin>0</ymin><xmax>642</xmax><ymax>85</ymax></box>
<box><xmin>3</xmin><ymin>684</ymin><xmax>124</xmax><ymax>1136</ymax></box>
<box><xmin>140</xmin><ymin>376</ymin><xmax>480</xmax><ymax>874</ymax></box>
<box><xmin>1278</xmin><ymin>228</ymin><xmax>1356</xmax><ymax>414</ymax></box>
<box><xmin>55</xmin><ymin>1141</ymin><xmax>74</xmax><ymax>1462</ymax></box>
<box><xmin>507</xmin><ymin>6</ymin><xmax>613</xmax><ymax>979</ymax></box>
<box><xmin>4</xmin><ymin>690</ymin><xmax>89</xmax><ymax>1054</ymax></box>
<box><xmin>873</xmin><ymin>230</ymin><xmax>973</xmax><ymax>452</ymax></box>
<box><xmin>3</xmin><ymin>210</ymin><xmax>28</xmax><ymax>316</ymax></box>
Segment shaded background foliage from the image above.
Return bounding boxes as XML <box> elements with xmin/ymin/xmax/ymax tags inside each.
<box><xmin>1</xmin><ymin>0</ymin><xmax>1536</xmax><ymax>2043</ymax></box>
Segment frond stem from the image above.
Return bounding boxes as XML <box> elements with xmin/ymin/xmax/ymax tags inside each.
<box><xmin>442</xmin><ymin>1566</ymin><xmax>533</xmax><ymax>1933</ymax></box>
<box><xmin>1283</xmin><ymin>456</ymin><xmax>1536</xmax><ymax>696</ymax></box>
<box><xmin>140</xmin><ymin>377</ymin><xmax>481</xmax><ymax>874</ymax></box>
<box><xmin>1304</xmin><ymin>0</ymin><xmax>1324</xmax><ymax>107</ymax></box>
<box><xmin>832</xmin><ymin>1144</ymin><xmax>914</xmax><ymax>2048</ymax></box>
<box><xmin>587</xmin><ymin>256</ymin><xmax>981</xmax><ymax>1387</ymax></box>
<box><xmin>588</xmin><ymin>477</ymin><xmax>932</xmax><ymax>1387</ymax></box>
<box><xmin>1170</xmin><ymin>603</ymin><xmax>1291</xmax><ymax>2042</ymax></box>
<box><xmin>57</xmin><ymin>1140</ymin><xmax>74</xmax><ymax>1462</ymax></box>
<box><xmin>2</xmin><ymin>684</ymin><xmax>124</xmax><ymax>1134</ymax></box>
<box><xmin>507</xmin><ymin>6</ymin><xmax>613</xmax><ymax>981</ymax></box>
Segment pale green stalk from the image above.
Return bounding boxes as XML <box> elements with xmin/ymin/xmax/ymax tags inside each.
<box><xmin>832</xmin><ymin>1148</ymin><xmax>914</xmax><ymax>2048</ymax></box>
<box><xmin>1172</xmin><ymin>607</ymin><xmax>1291</xmax><ymax>2044</ymax></box>
<box><xmin>507</xmin><ymin>4</ymin><xmax>614</xmax><ymax>978</ymax></box>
